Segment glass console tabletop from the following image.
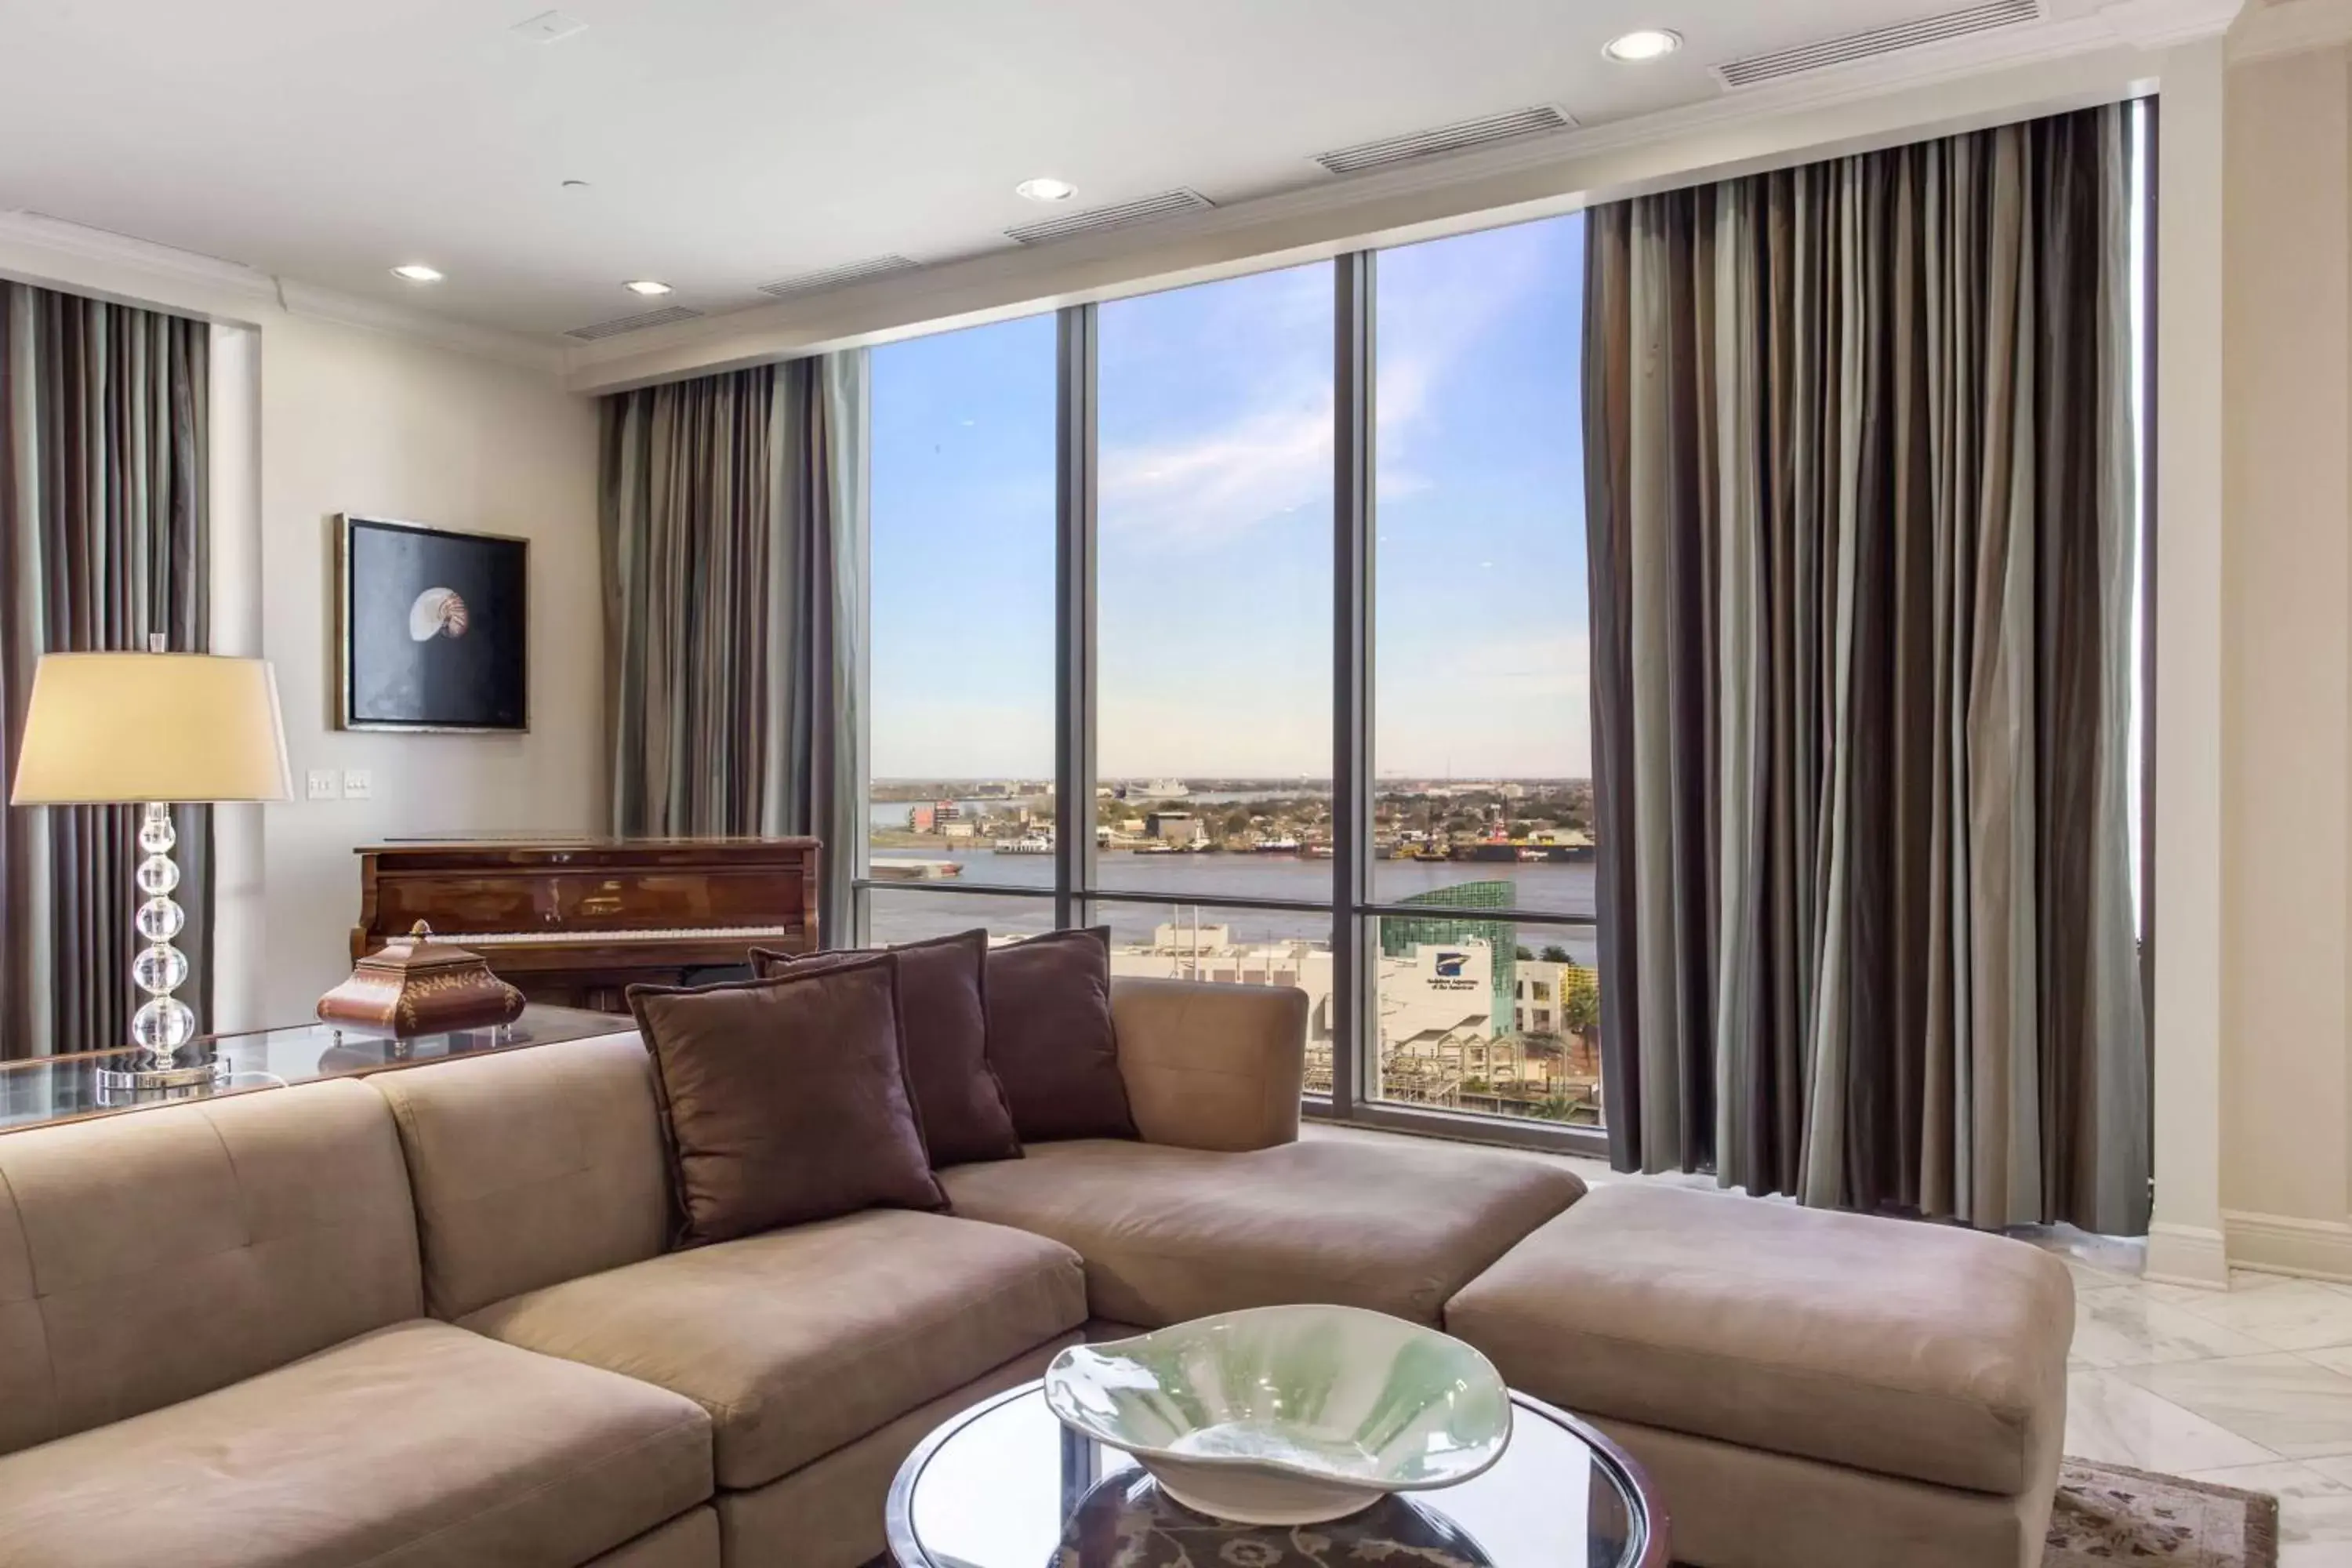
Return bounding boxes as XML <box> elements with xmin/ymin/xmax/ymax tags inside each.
<box><xmin>887</xmin><ymin>1381</ymin><xmax>1668</xmax><ymax>1568</ymax></box>
<box><xmin>0</xmin><ymin>1004</ymin><xmax>630</xmax><ymax>1134</ymax></box>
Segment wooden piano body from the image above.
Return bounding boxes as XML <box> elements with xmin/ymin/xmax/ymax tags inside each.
<box><xmin>350</xmin><ymin>837</ymin><xmax>820</xmax><ymax>1012</ymax></box>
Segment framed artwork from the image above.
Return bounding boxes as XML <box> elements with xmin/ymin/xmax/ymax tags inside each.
<box><xmin>336</xmin><ymin>514</ymin><xmax>529</xmax><ymax>732</ymax></box>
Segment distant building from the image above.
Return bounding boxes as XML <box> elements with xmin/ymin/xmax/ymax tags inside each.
<box><xmin>1380</xmin><ymin>880</ymin><xmax>1517</xmax><ymax>1033</ymax></box>
<box><xmin>1146</xmin><ymin>811</ymin><xmax>1202</xmax><ymax>845</ymax></box>
<box><xmin>909</xmin><ymin>804</ymin><xmax>937</xmax><ymax>833</ymax></box>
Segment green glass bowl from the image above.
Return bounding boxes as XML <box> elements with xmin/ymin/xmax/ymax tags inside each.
<box><xmin>1044</xmin><ymin>1305</ymin><xmax>1514</xmax><ymax>1526</ymax></box>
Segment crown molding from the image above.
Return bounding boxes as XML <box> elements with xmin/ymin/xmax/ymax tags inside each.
<box><xmin>0</xmin><ymin>210</ymin><xmax>564</xmax><ymax>376</ymax></box>
<box><xmin>272</xmin><ymin>280</ymin><xmax>566</xmax><ymax>375</ymax></box>
<box><xmin>0</xmin><ymin>209</ymin><xmax>278</xmax><ymax>305</ymax></box>
<box><xmin>2100</xmin><ymin>0</ymin><xmax>2247</xmax><ymax>48</ymax></box>
<box><xmin>2227</xmin><ymin>0</ymin><xmax>2352</xmax><ymax>62</ymax></box>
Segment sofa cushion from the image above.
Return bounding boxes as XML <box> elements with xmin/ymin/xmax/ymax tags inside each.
<box><xmin>986</xmin><ymin>927</ymin><xmax>1134</xmax><ymax>1142</ymax></box>
<box><xmin>938</xmin><ymin>1134</ymin><xmax>1583</xmax><ymax>1326</ymax></box>
<box><xmin>1111</xmin><ymin>977</ymin><xmax>1308</xmax><ymax>1152</ymax></box>
<box><xmin>0</xmin><ymin>1319</ymin><xmax>711</xmax><ymax>1568</ymax></box>
<box><xmin>461</xmin><ymin>1208</ymin><xmax>1087</xmax><ymax>1490</ymax></box>
<box><xmin>371</xmin><ymin>1031</ymin><xmax>672</xmax><ymax>1320</ymax></box>
<box><xmin>0</xmin><ymin>1076</ymin><xmax>421</xmax><ymax>1458</ymax></box>
<box><xmin>630</xmin><ymin>956</ymin><xmax>945</xmax><ymax>1244</ymax></box>
<box><xmin>1442</xmin><ymin>1182</ymin><xmax>2075</xmax><ymax>1496</ymax></box>
<box><xmin>753</xmin><ymin>929</ymin><xmax>1021</xmax><ymax>1167</ymax></box>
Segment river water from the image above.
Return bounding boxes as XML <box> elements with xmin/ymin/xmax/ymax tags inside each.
<box><xmin>865</xmin><ymin>843</ymin><xmax>1597</xmax><ymax>960</ymax></box>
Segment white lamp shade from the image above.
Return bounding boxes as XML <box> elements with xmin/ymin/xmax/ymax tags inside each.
<box><xmin>9</xmin><ymin>652</ymin><xmax>292</xmax><ymax>804</ymax></box>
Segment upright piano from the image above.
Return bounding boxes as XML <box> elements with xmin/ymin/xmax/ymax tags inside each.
<box><xmin>350</xmin><ymin>838</ymin><xmax>821</xmax><ymax>1012</ymax></box>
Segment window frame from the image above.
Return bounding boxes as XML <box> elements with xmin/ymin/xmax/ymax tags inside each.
<box><xmin>857</xmin><ymin>238</ymin><xmax>1606</xmax><ymax>1160</ymax></box>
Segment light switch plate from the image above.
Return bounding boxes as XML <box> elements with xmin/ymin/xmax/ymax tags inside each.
<box><xmin>343</xmin><ymin>768</ymin><xmax>372</xmax><ymax>800</ymax></box>
<box><xmin>305</xmin><ymin>769</ymin><xmax>339</xmax><ymax>801</ymax></box>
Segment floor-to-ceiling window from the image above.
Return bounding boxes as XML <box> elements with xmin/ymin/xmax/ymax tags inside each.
<box><xmin>1368</xmin><ymin>214</ymin><xmax>1598</xmax><ymax>1127</ymax></box>
<box><xmin>1091</xmin><ymin>262</ymin><xmax>1340</xmax><ymax>1054</ymax></box>
<box><xmin>861</xmin><ymin>216</ymin><xmax>1604</xmax><ymax>1152</ymax></box>
<box><xmin>862</xmin><ymin>313</ymin><xmax>1060</xmax><ymax>946</ymax></box>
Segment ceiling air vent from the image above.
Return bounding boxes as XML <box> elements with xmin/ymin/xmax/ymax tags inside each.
<box><xmin>1716</xmin><ymin>0</ymin><xmax>2039</xmax><ymax>86</ymax></box>
<box><xmin>757</xmin><ymin>256</ymin><xmax>922</xmax><ymax>300</ymax></box>
<box><xmin>1006</xmin><ymin>189</ymin><xmax>1214</xmax><ymax>247</ymax></box>
<box><xmin>1314</xmin><ymin>107</ymin><xmax>1573</xmax><ymax>176</ymax></box>
<box><xmin>563</xmin><ymin>305</ymin><xmax>704</xmax><ymax>342</ymax></box>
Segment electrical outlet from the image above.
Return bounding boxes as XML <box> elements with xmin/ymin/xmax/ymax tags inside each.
<box><xmin>343</xmin><ymin>769</ymin><xmax>372</xmax><ymax>800</ymax></box>
<box><xmin>305</xmin><ymin>769</ymin><xmax>339</xmax><ymax>801</ymax></box>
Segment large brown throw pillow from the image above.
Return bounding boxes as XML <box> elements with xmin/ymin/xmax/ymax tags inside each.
<box><xmin>628</xmin><ymin>953</ymin><xmax>946</xmax><ymax>1246</ymax></box>
<box><xmin>985</xmin><ymin>927</ymin><xmax>1134</xmax><ymax>1142</ymax></box>
<box><xmin>750</xmin><ymin>930</ymin><xmax>1022</xmax><ymax>1167</ymax></box>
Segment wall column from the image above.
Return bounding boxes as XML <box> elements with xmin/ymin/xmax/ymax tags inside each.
<box><xmin>2147</xmin><ymin>37</ymin><xmax>2231</xmax><ymax>1287</ymax></box>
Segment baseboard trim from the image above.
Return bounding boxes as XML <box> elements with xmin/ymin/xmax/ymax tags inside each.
<box><xmin>2144</xmin><ymin>1221</ymin><xmax>2232</xmax><ymax>1288</ymax></box>
<box><xmin>2223</xmin><ymin>1209</ymin><xmax>2352</xmax><ymax>1284</ymax></box>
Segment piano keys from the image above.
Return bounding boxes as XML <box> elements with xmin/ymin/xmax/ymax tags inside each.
<box><xmin>350</xmin><ymin>837</ymin><xmax>820</xmax><ymax>1012</ymax></box>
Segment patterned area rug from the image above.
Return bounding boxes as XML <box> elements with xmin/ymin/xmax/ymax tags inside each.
<box><xmin>2044</xmin><ymin>1459</ymin><xmax>2278</xmax><ymax>1568</ymax></box>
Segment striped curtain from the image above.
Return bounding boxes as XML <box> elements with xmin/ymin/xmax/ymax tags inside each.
<box><xmin>0</xmin><ymin>284</ymin><xmax>211</xmax><ymax>1060</ymax></box>
<box><xmin>600</xmin><ymin>352</ymin><xmax>867</xmax><ymax>944</ymax></box>
<box><xmin>1584</xmin><ymin>103</ymin><xmax>2149</xmax><ymax>1234</ymax></box>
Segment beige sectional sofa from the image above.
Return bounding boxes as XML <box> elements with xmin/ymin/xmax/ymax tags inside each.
<box><xmin>0</xmin><ymin>976</ymin><xmax>2073</xmax><ymax>1568</ymax></box>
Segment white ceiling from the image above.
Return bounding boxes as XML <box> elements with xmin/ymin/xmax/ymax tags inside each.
<box><xmin>1</xmin><ymin>0</ymin><xmax>2137</xmax><ymax>340</ymax></box>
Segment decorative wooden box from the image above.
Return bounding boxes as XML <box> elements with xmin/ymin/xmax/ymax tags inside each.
<box><xmin>317</xmin><ymin>920</ymin><xmax>526</xmax><ymax>1037</ymax></box>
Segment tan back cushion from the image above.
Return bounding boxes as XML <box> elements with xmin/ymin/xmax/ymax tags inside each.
<box><xmin>1111</xmin><ymin>978</ymin><xmax>1308</xmax><ymax>1152</ymax></box>
<box><xmin>0</xmin><ymin>1077</ymin><xmax>422</xmax><ymax>1457</ymax></box>
<box><xmin>371</xmin><ymin>1032</ymin><xmax>673</xmax><ymax>1319</ymax></box>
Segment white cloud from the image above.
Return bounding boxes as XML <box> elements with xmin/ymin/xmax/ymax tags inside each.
<box><xmin>1097</xmin><ymin>231</ymin><xmax>1555</xmax><ymax>546</ymax></box>
<box><xmin>1100</xmin><ymin>391</ymin><xmax>1332</xmax><ymax>545</ymax></box>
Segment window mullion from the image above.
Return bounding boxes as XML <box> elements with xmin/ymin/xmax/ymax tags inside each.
<box><xmin>1054</xmin><ymin>303</ymin><xmax>1099</xmax><ymax>931</ymax></box>
<box><xmin>1332</xmin><ymin>251</ymin><xmax>1376</xmax><ymax>1118</ymax></box>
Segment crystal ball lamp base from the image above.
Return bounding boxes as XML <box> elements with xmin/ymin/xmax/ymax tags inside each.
<box><xmin>99</xmin><ymin>805</ymin><xmax>227</xmax><ymax>1098</ymax></box>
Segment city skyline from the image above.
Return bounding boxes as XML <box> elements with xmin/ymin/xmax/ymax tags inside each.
<box><xmin>869</xmin><ymin>211</ymin><xmax>1592</xmax><ymax>782</ymax></box>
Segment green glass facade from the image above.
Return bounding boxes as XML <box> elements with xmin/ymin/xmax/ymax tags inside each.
<box><xmin>1380</xmin><ymin>880</ymin><xmax>1517</xmax><ymax>1033</ymax></box>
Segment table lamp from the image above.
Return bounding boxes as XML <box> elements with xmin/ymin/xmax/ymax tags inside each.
<box><xmin>8</xmin><ymin>636</ymin><xmax>292</xmax><ymax>1088</ymax></box>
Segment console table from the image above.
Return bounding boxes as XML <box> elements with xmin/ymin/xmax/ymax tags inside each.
<box><xmin>0</xmin><ymin>1004</ymin><xmax>632</xmax><ymax>1135</ymax></box>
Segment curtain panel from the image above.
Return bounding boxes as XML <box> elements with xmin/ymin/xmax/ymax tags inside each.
<box><xmin>0</xmin><ymin>283</ymin><xmax>212</xmax><ymax>1061</ymax></box>
<box><xmin>1584</xmin><ymin>102</ymin><xmax>2149</xmax><ymax>1233</ymax></box>
<box><xmin>601</xmin><ymin>352</ymin><xmax>867</xmax><ymax>943</ymax></box>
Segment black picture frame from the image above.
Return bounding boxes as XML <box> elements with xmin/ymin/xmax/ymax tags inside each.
<box><xmin>336</xmin><ymin>514</ymin><xmax>529</xmax><ymax>733</ymax></box>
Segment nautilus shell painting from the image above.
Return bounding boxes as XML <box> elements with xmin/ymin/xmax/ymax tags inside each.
<box><xmin>340</xmin><ymin>515</ymin><xmax>528</xmax><ymax>731</ymax></box>
<box><xmin>407</xmin><ymin>586</ymin><xmax>471</xmax><ymax>641</ymax></box>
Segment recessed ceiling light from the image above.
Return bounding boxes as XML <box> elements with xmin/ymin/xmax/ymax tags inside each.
<box><xmin>390</xmin><ymin>263</ymin><xmax>444</xmax><ymax>284</ymax></box>
<box><xmin>622</xmin><ymin>279</ymin><xmax>673</xmax><ymax>296</ymax></box>
<box><xmin>1015</xmin><ymin>176</ymin><xmax>1078</xmax><ymax>203</ymax></box>
<box><xmin>1602</xmin><ymin>27</ymin><xmax>1682</xmax><ymax>61</ymax></box>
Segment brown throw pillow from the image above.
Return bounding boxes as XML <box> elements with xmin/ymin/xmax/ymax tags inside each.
<box><xmin>985</xmin><ymin>927</ymin><xmax>1134</xmax><ymax>1142</ymax></box>
<box><xmin>750</xmin><ymin>930</ymin><xmax>1021</xmax><ymax>1167</ymax></box>
<box><xmin>627</xmin><ymin>953</ymin><xmax>945</xmax><ymax>1246</ymax></box>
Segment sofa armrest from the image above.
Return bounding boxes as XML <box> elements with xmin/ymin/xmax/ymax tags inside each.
<box><xmin>1109</xmin><ymin>977</ymin><xmax>1308</xmax><ymax>1152</ymax></box>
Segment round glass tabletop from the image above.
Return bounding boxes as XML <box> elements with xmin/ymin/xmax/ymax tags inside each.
<box><xmin>887</xmin><ymin>1381</ymin><xmax>1668</xmax><ymax>1568</ymax></box>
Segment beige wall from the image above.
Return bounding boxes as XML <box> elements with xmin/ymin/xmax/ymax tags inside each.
<box><xmin>2218</xmin><ymin>35</ymin><xmax>2352</xmax><ymax>1275</ymax></box>
<box><xmin>253</xmin><ymin>317</ymin><xmax>601</xmax><ymax>1022</ymax></box>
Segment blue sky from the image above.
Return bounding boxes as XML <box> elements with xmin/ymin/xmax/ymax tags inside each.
<box><xmin>869</xmin><ymin>211</ymin><xmax>1590</xmax><ymax>781</ymax></box>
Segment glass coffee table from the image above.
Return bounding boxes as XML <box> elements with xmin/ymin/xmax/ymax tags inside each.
<box><xmin>887</xmin><ymin>1380</ymin><xmax>1668</xmax><ymax>1568</ymax></box>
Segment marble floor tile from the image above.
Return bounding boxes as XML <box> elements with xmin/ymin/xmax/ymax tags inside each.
<box><xmin>2180</xmin><ymin>1461</ymin><xmax>2352</xmax><ymax>1566</ymax></box>
<box><xmin>2066</xmin><ymin>1368</ymin><xmax>2278</xmax><ymax>1472</ymax></box>
<box><xmin>2071</xmin><ymin>1287</ymin><xmax>2278</xmax><ymax>1368</ymax></box>
<box><xmin>2117</xmin><ymin>1356</ymin><xmax>2352</xmax><ymax>1460</ymax></box>
<box><xmin>2154</xmin><ymin>1280</ymin><xmax>2352</xmax><ymax>1351</ymax></box>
